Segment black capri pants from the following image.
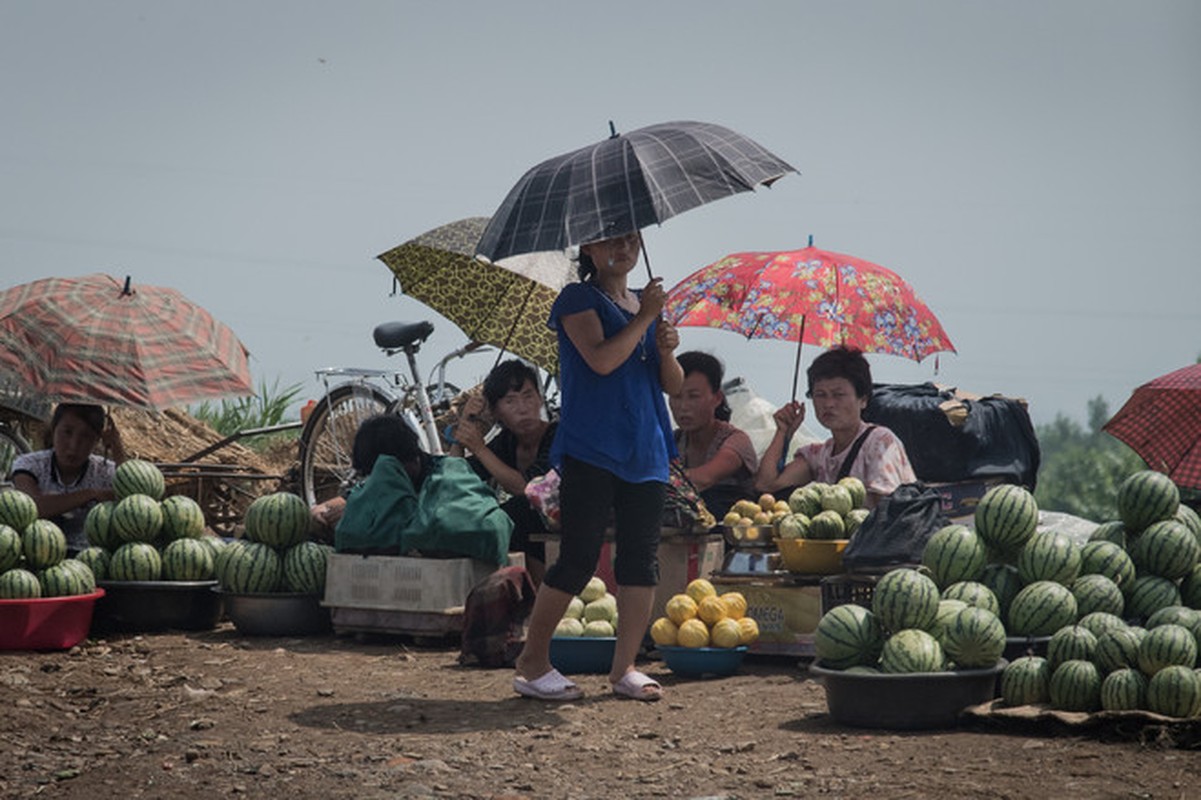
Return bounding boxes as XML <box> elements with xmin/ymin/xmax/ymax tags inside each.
<box><xmin>543</xmin><ymin>455</ymin><xmax>666</xmax><ymax>595</ymax></box>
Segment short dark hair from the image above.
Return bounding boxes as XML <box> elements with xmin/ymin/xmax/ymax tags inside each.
<box><xmin>482</xmin><ymin>359</ymin><xmax>540</xmax><ymax>408</ymax></box>
<box><xmin>807</xmin><ymin>346</ymin><xmax>872</xmax><ymax>399</ymax></box>
<box><xmin>45</xmin><ymin>403</ymin><xmax>106</xmax><ymax>448</ymax></box>
<box><xmin>676</xmin><ymin>351</ymin><xmax>732</xmax><ymax>422</ymax></box>
<box><xmin>351</xmin><ymin>415</ymin><xmax>423</xmax><ymax>475</ymax></box>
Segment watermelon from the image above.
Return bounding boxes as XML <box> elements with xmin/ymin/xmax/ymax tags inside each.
<box><xmin>1049</xmin><ymin>659</ymin><xmax>1102</xmax><ymax>712</ymax></box>
<box><xmin>1000</xmin><ymin>656</ymin><xmax>1051</xmax><ymax>706</ymax></box>
<box><xmin>1076</xmin><ymin>611</ymin><xmax>1127</xmax><ymax>639</ymax></box>
<box><xmin>820</xmin><ymin>484</ymin><xmax>854</xmax><ymax>517</ymax></box>
<box><xmin>0</xmin><ymin>568</ymin><xmax>41</xmax><ymax>598</ymax></box>
<box><xmin>1017</xmin><ymin>531</ymin><xmax>1082</xmax><ymax>586</ymax></box>
<box><xmin>108</xmin><ymin>542</ymin><xmax>163</xmax><ymax>582</ymax></box>
<box><xmin>787</xmin><ymin>486</ymin><xmax>822</xmax><ymax>517</ymax></box>
<box><xmin>220</xmin><ymin>540</ymin><xmax>283</xmax><ymax>593</ymax></box>
<box><xmin>807</xmin><ymin>510</ymin><xmax>846</xmax><ymax>541</ymax></box>
<box><xmin>1117</xmin><ymin>470</ymin><xmax>1180</xmax><ymax>532</ymax></box>
<box><xmin>940</xmin><ymin>581</ymin><xmax>1000</xmax><ymax>616</ymax></box>
<box><xmin>814</xmin><ymin>603</ymin><xmax>884</xmax><ymax>669</ymax></box>
<box><xmin>879</xmin><ymin>629</ymin><xmax>945</xmax><ymax>674</ymax></box>
<box><xmin>929</xmin><ymin>599</ymin><xmax>969</xmax><ymax>642</ymax></box>
<box><xmin>84</xmin><ymin>500</ymin><xmax>119</xmax><ymax>549</ymax></box>
<box><xmin>1046</xmin><ymin>625</ymin><xmax>1098</xmax><ymax>671</ymax></box>
<box><xmin>243</xmin><ymin>492</ymin><xmax>310</xmax><ymax>549</ymax></box>
<box><xmin>1071</xmin><ymin>574</ymin><xmax>1125</xmax><ymax>618</ymax></box>
<box><xmin>1138</xmin><ymin>624</ymin><xmax>1197</xmax><ymax>676</ymax></box>
<box><xmin>1008</xmin><ymin>581</ymin><xmax>1078</xmax><ymax>637</ymax></box>
<box><xmin>1181</xmin><ymin>564</ymin><xmax>1201</xmax><ymax>609</ymax></box>
<box><xmin>23</xmin><ymin>519</ymin><xmax>67</xmax><ymax>570</ymax></box>
<box><xmin>0</xmin><ymin>524</ymin><xmax>22</xmax><ymax>572</ymax></box>
<box><xmin>161</xmin><ymin>538</ymin><xmax>215</xmax><ymax>581</ymax></box>
<box><xmin>283</xmin><ymin>541</ymin><xmax>330</xmax><ymax>594</ymax></box>
<box><xmin>61</xmin><ymin>558</ymin><xmax>96</xmax><ymax>593</ymax></box>
<box><xmin>1101</xmin><ymin>668</ymin><xmax>1148</xmax><ymax>711</ymax></box>
<box><xmin>1145</xmin><ymin>605</ymin><xmax>1199</xmax><ymax>631</ymax></box>
<box><xmin>1088</xmin><ymin>520</ymin><xmax>1128</xmax><ymax>548</ymax></box>
<box><xmin>0</xmin><ymin>488</ymin><xmax>38</xmax><ymax>532</ymax></box>
<box><xmin>1095</xmin><ymin>627</ymin><xmax>1145</xmax><ymax>674</ymax></box>
<box><xmin>1146</xmin><ymin>665</ymin><xmax>1201</xmax><ymax>718</ymax></box>
<box><xmin>160</xmin><ymin>495</ymin><xmax>206</xmax><ymax>540</ymax></box>
<box><xmin>38</xmin><ymin>562</ymin><xmax>85</xmax><ymax>597</ymax></box>
<box><xmin>1129</xmin><ymin>519</ymin><xmax>1199</xmax><ymax>580</ymax></box>
<box><xmin>843</xmin><ymin>509</ymin><xmax>869</xmax><ymax>537</ymax></box>
<box><xmin>1078</xmin><ymin>541</ymin><xmax>1136</xmax><ymax>596</ymax></box>
<box><xmin>941</xmin><ymin>606</ymin><xmax>1006</xmax><ymax>668</ymax></box>
<box><xmin>921</xmin><ymin>524</ymin><xmax>987</xmax><ymax>589</ymax></box>
<box><xmin>113</xmin><ymin>459</ymin><xmax>166</xmax><ymax>501</ymax></box>
<box><xmin>213</xmin><ymin>538</ymin><xmax>249</xmax><ymax>586</ymax></box>
<box><xmin>1126</xmin><ymin>575</ymin><xmax>1183</xmax><ymax>622</ymax></box>
<box><xmin>871</xmin><ymin>568</ymin><xmax>940</xmax><ymax>634</ymax></box>
<box><xmin>974</xmin><ymin>484</ymin><xmax>1039</xmax><ymax>553</ymax></box>
<box><xmin>111</xmin><ymin>494</ymin><xmax>164</xmax><ymax>543</ymax></box>
<box><xmin>1175</xmin><ymin>504</ymin><xmax>1201</xmax><ymax>538</ymax></box>
<box><xmin>980</xmin><ymin>563</ymin><xmax>1024</xmax><ymax>620</ymax></box>
<box><xmin>74</xmin><ymin>547</ymin><xmax>111</xmax><ymax>582</ymax></box>
<box><xmin>837</xmin><ymin>477</ymin><xmax>867</xmax><ymax>509</ymax></box>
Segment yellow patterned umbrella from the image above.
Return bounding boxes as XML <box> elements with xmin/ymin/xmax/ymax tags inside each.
<box><xmin>378</xmin><ymin>217</ymin><xmax>572</xmax><ymax>372</ymax></box>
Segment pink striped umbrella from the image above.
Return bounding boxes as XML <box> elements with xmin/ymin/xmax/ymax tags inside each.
<box><xmin>1104</xmin><ymin>363</ymin><xmax>1201</xmax><ymax>490</ymax></box>
<box><xmin>0</xmin><ymin>274</ymin><xmax>254</xmax><ymax>411</ymax></box>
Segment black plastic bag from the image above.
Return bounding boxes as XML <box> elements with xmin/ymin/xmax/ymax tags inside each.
<box><xmin>842</xmin><ymin>483</ymin><xmax>950</xmax><ymax>572</ymax></box>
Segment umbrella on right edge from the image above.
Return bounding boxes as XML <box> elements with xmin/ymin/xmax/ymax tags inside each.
<box><xmin>1103</xmin><ymin>363</ymin><xmax>1201</xmax><ymax>490</ymax></box>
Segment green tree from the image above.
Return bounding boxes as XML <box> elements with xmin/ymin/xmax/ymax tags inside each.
<box><xmin>1035</xmin><ymin>395</ymin><xmax>1145</xmax><ymax>522</ymax></box>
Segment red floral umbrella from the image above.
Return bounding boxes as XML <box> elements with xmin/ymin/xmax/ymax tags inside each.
<box><xmin>664</xmin><ymin>243</ymin><xmax>955</xmax><ymax>396</ymax></box>
<box><xmin>0</xmin><ymin>274</ymin><xmax>254</xmax><ymax>411</ymax></box>
<box><xmin>1103</xmin><ymin>363</ymin><xmax>1201</xmax><ymax>490</ymax></box>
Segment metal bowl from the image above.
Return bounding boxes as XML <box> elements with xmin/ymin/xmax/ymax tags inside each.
<box><xmin>719</xmin><ymin>524</ymin><xmax>776</xmax><ymax>548</ymax></box>
<box><xmin>216</xmin><ymin>590</ymin><xmax>332</xmax><ymax>636</ymax></box>
<box><xmin>94</xmin><ymin>580</ymin><xmax>222</xmax><ymax>632</ymax></box>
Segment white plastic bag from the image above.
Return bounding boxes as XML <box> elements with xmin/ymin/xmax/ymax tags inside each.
<box><xmin>723</xmin><ymin>376</ymin><xmax>821</xmax><ymax>462</ymax></box>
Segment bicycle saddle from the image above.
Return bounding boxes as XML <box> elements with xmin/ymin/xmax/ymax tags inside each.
<box><xmin>374</xmin><ymin>321</ymin><xmax>434</xmax><ymax>351</ymax></box>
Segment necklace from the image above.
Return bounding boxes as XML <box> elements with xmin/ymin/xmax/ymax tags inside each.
<box><xmin>593</xmin><ymin>284</ymin><xmax>648</xmax><ymax>362</ymax></box>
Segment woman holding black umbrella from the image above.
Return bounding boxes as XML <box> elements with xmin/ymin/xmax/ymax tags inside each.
<box><xmin>513</xmin><ymin>231</ymin><xmax>683</xmax><ymax>702</ymax></box>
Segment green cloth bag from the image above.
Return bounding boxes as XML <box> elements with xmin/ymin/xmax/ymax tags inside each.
<box><xmin>334</xmin><ymin>454</ymin><xmax>418</xmax><ymax>554</ymax></box>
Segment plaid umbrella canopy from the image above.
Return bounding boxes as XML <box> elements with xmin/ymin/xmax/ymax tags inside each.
<box><xmin>0</xmin><ymin>273</ymin><xmax>254</xmax><ymax>411</ymax></box>
<box><xmin>1103</xmin><ymin>363</ymin><xmax>1201</xmax><ymax>490</ymax></box>
<box><xmin>378</xmin><ymin>217</ymin><xmax>573</xmax><ymax>372</ymax></box>
<box><xmin>476</xmin><ymin>120</ymin><xmax>796</xmax><ymax>263</ymax></box>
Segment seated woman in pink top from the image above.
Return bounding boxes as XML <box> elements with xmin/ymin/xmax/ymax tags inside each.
<box><xmin>755</xmin><ymin>346</ymin><xmax>915</xmax><ymax>509</ymax></box>
<box><xmin>668</xmin><ymin>351</ymin><xmax>758</xmax><ymax>519</ymax></box>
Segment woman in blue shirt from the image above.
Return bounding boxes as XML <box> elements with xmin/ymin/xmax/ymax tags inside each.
<box><xmin>513</xmin><ymin>230</ymin><xmax>683</xmax><ymax>703</ymax></box>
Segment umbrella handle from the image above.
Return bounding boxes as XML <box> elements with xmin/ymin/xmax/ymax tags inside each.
<box><xmin>790</xmin><ymin>315</ymin><xmax>806</xmax><ymax>402</ymax></box>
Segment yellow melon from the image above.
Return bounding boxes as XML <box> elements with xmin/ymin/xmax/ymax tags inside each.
<box><xmin>737</xmin><ymin>616</ymin><xmax>760</xmax><ymax>645</ymax></box>
<box><xmin>650</xmin><ymin>617</ymin><xmax>678</xmax><ymax>646</ymax></box>
<box><xmin>665</xmin><ymin>593</ymin><xmax>698</xmax><ymax>626</ymax></box>
<box><xmin>710</xmin><ymin>618</ymin><xmax>742</xmax><ymax>649</ymax></box>
<box><xmin>677</xmin><ymin>618</ymin><xmax>710</xmax><ymax>648</ymax></box>
<box><xmin>697</xmin><ymin>595</ymin><xmax>728</xmax><ymax>625</ymax></box>
<box><xmin>685</xmin><ymin>578</ymin><xmax>717</xmax><ymax>605</ymax></box>
<box><xmin>719</xmin><ymin>592</ymin><xmax>747</xmax><ymax>620</ymax></box>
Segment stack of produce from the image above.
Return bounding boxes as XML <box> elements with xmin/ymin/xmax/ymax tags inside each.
<box><xmin>554</xmin><ymin>576</ymin><xmax>619</xmax><ymax>637</ymax></box>
<box><xmin>777</xmin><ymin>477</ymin><xmax>870</xmax><ymax>539</ymax></box>
<box><xmin>650</xmin><ymin>578</ymin><xmax>760</xmax><ymax>649</ymax></box>
<box><xmin>215</xmin><ymin>490</ymin><xmax>332</xmax><ymax>595</ymax></box>
<box><xmin>0</xmin><ymin>489</ymin><xmax>97</xmax><ymax>598</ymax></box>
<box><xmin>722</xmin><ymin>494</ymin><xmax>790</xmax><ymax>528</ymax></box>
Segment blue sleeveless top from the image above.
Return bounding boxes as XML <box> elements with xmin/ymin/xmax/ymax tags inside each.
<box><xmin>547</xmin><ymin>282</ymin><xmax>676</xmax><ymax>483</ymax></box>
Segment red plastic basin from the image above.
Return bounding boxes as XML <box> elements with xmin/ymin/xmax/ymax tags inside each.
<box><xmin>0</xmin><ymin>588</ymin><xmax>105</xmax><ymax>651</ymax></box>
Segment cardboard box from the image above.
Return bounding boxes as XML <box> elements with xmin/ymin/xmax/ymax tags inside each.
<box><xmin>323</xmin><ymin>553</ymin><xmax>497</xmax><ymax>613</ymax></box>
<box><xmin>712</xmin><ymin>578</ymin><xmax>822</xmax><ymax>657</ymax></box>
<box><xmin>929</xmin><ymin>477</ymin><xmax>1007</xmax><ymax>520</ymax></box>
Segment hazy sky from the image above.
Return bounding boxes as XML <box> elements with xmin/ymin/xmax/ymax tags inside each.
<box><xmin>2</xmin><ymin>1</ymin><xmax>1198</xmax><ymax>428</ymax></box>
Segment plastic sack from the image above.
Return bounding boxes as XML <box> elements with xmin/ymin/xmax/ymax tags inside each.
<box><xmin>524</xmin><ymin>468</ymin><xmax>561</xmax><ymax>532</ymax></box>
<box><xmin>724</xmin><ymin>376</ymin><xmax>820</xmax><ymax>462</ymax></box>
<box><xmin>842</xmin><ymin>482</ymin><xmax>950</xmax><ymax>572</ymax></box>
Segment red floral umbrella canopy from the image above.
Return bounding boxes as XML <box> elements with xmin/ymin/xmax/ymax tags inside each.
<box><xmin>0</xmin><ymin>273</ymin><xmax>254</xmax><ymax>411</ymax></box>
<box><xmin>1103</xmin><ymin>363</ymin><xmax>1201</xmax><ymax>490</ymax></box>
<box><xmin>664</xmin><ymin>245</ymin><xmax>955</xmax><ymax>362</ymax></box>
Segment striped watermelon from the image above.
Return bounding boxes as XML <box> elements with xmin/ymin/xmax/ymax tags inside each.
<box><xmin>60</xmin><ymin>558</ymin><xmax>96</xmax><ymax>593</ymax></box>
<box><xmin>1049</xmin><ymin>659</ymin><xmax>1102</xmax><ymax>712</ymax></box>
<box><xmin>1146</xmin><ymin>665</ymin><xmax>1201</xmax><ymax>718</ymax></box>
<box><xmin>1071</xmin><ymin>574</ymin><xmax>1125</xmax><ymax>618</ymax></box>
<box><xmin>1078</xmin><ymin>541</ymin><xmax>1136</xmax><ymax>596</ymax></box>
<box><xmin>1098</xmin><ymin>631</ymin><xmax>1145</xmax><ymax>680</ymax></box>
<box><xmin>161</xmin><ymin>538</ymin><xmax>215</xmax><ymax>581</ymax></box>
<box><xmin>213</xmin><ymin>538</ymin><xmax>249</xmax><ymax>585</ymax></box>
<box><xmin>1138</xmin><ymin>624</ymin><xmax>1197</xmax><ymax>676</ymax></box>
<box><xmin>929</xmin><ymin>599</ymin><xmax>969</xmax><ymax>642</ymax></box>
<box><xmin>1181</xmin><ymin>564</ymin><xmax>1201</xmax><ymax>609</ymax></box>
<box><xmin>1077</xmin><ymin>611</ymin><xmax>1128</xmax><ymax>639</ymax></box>
<box><xmin>1046</xmin><ymin>625</ymin><xmax>1098</xmax><ymax>671</ymax></box>
<box><xmin>0</xmin><ymin>488</ymin><xmax>38</xmax><ymax>532</ymax></box>
<box><xmin>1146</xmin><ymin>605</ymin><xmax>1199</xmax><ymax>631</ymax></box>
<box><xmin>974</xmin><ymin>484</ymin><xmax>1039</xmax><ymax>553</ymax></box>
<box><xmin>808</xmin><ymin>510</ymin><xmax>846</xmax><ymax>540</ymax></box>
<box><xmin>220</xmin><ymin>541</ymin><xmax>283</xmax><ymax>593</ymax></box>
<box><xmin>160</xmin><ymin>495</ymin><xmax>206</xmax><ymax>540</ymax></box>
<box><xmin>871</xmin><ymin>568</ymin><xmax>940</xmax><ymax>634</ymax></box>
<box><xmin>244</xmin><ymin>492</ymin><xmax>310</xmax><ymax>549</ymax></box>
<box><xmin>0</xmin><ymin>524</ymin><xmax>22</xmax><ymax>572</ymax></box>
<box><xmin>1176</xmin><ymin>504</ymin><xmax>1201</xmax><ymax>538</ymax></box>
<box><xmin>84</xmin><ymin>500</ymin><xmax>119</xmax><ymax>550</ymax></box>
<box><xmin>0</xmin><ymin>568</ymin><xmax>41</xmax><ymax>598</ymax></box>
<box><xmin>1017</xmin><ymin>531</ymin><xmax>1081</xmax><ymax>586</ymax></box>
<box><xmin>1129</xmin><ymin>519</ymin><xmax>1199</xmax><ymax>580</ymax></box>
<box><xmin>111</xmin><ymin>494</ymin><xmax>164</xmax><ymax>544</ymax></box>
<box><xmin>113</xmin><ymin>459</ymin><xmax>166</xmax><ymax>501</ymax></box>
<box><xmin>980</xmin><ymin>563</ymin><xmax>1023</xmax><ymax>620</ymax></box>
<box><xmin>1008</xmin><ymin>581</ymin><xmax>1078</xmax><ymax>637</ymax></box>
<box><xmin>38</xmin><ymin>562</ymin><xmax>86</xmax><ymax>597</ymax></box>
<box><xmin>814</xmin><ymin>603</ymin><xmax>884</xmax><ymax>669</ymax></box>
<box><xmin>941</xmin><ymin>606</ymin><xmax>1006</xmax><ymax>668</ymax></box>
<box><xmin>108</xmin><ymin>542</ymin><xmax>163</xmax><ymax>581</ymax></box>
<box><xmin>1088</xmin><ymin>520</ymin><xmax>1128</xmax><ymax>548</ymax></box>
<box><xmin>1101</xmin><ymin>668</ymin><xmax>1148</xmax><ymax>711</ymax></box>
<box><xmin>1126</xmin><ymin>575</ymin><xmax>1183</xmax><ymax>622</ymax></box>
<box><xmin>921</xmin><ymin>524</ymin><xmax>987</xmax><ymax>589</ymax></box>
<box><xmin>23</xmin><ymin>519</ymin><xmax>67</xmax><ymax>570</ymax></box>
<box><xmin>1117</xmin><ymin>470</ymin><xmax>1180</xmax><ymax>533</ymax></box>
<box><xmin>283</xmin><ymin>541</ymin><xmax>330</xmax><ymax>594</ymax></box>
<box><xmin>940</xmin><ymin>581</ymin><xmax>1000</xmax><ymax>616</ymax></box>
<box><xmin>1000</xmin><ymin>656</ymin><xmax>1051</xmax><ymax>706</ymax></box>
<box><xmin>75</xmin><ymin>547</ymin><xmax>111</xmax><ymax>582</ymax></box>
<box><xmin>879</xmin><ymin>629</ymin><xmax>945</xmax><ymax>674</ymax></box>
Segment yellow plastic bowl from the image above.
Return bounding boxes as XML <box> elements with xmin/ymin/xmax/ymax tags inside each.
<box><xmin>776</xmin><ymin>538</ymin><xmax>849</xmax><ymax>574</ymax></box>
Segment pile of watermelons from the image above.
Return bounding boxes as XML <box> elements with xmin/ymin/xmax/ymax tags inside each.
<box><xmin>0</xmin><ymin>489</ymin><xmax>97</xmax><ymax>598</ymax></box>
<box><xmin>213</xmin><ymin>490</ymin><xmax>331</xmax><ymax>595</ymax></box>
<box><xmin>813</xmin><ymin>469</ymin><xmax>1201</xmax><ymax>718</ymax></box>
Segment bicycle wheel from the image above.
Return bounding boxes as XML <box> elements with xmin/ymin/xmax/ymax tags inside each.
<box><xmin>0</xmin><ymin>422</ymin><xmax>30</xmax><ymax>485</ymax></box>
<box><xmin>298</xmin><ymin>383</ymin><xmax>393</xmax><ymax>507</ymax></box>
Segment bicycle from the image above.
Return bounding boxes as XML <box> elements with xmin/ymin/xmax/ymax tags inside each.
<box><xmin>296</xmin><ymin>320</ymin><xmax>492</xmax><ymax>508</ymax></box>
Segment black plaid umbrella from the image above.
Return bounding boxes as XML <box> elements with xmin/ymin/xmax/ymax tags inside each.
<box><xmin>476</xmin><ymin>120</ymin><xmax>796</xmax><ymax>263</ymax></box>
